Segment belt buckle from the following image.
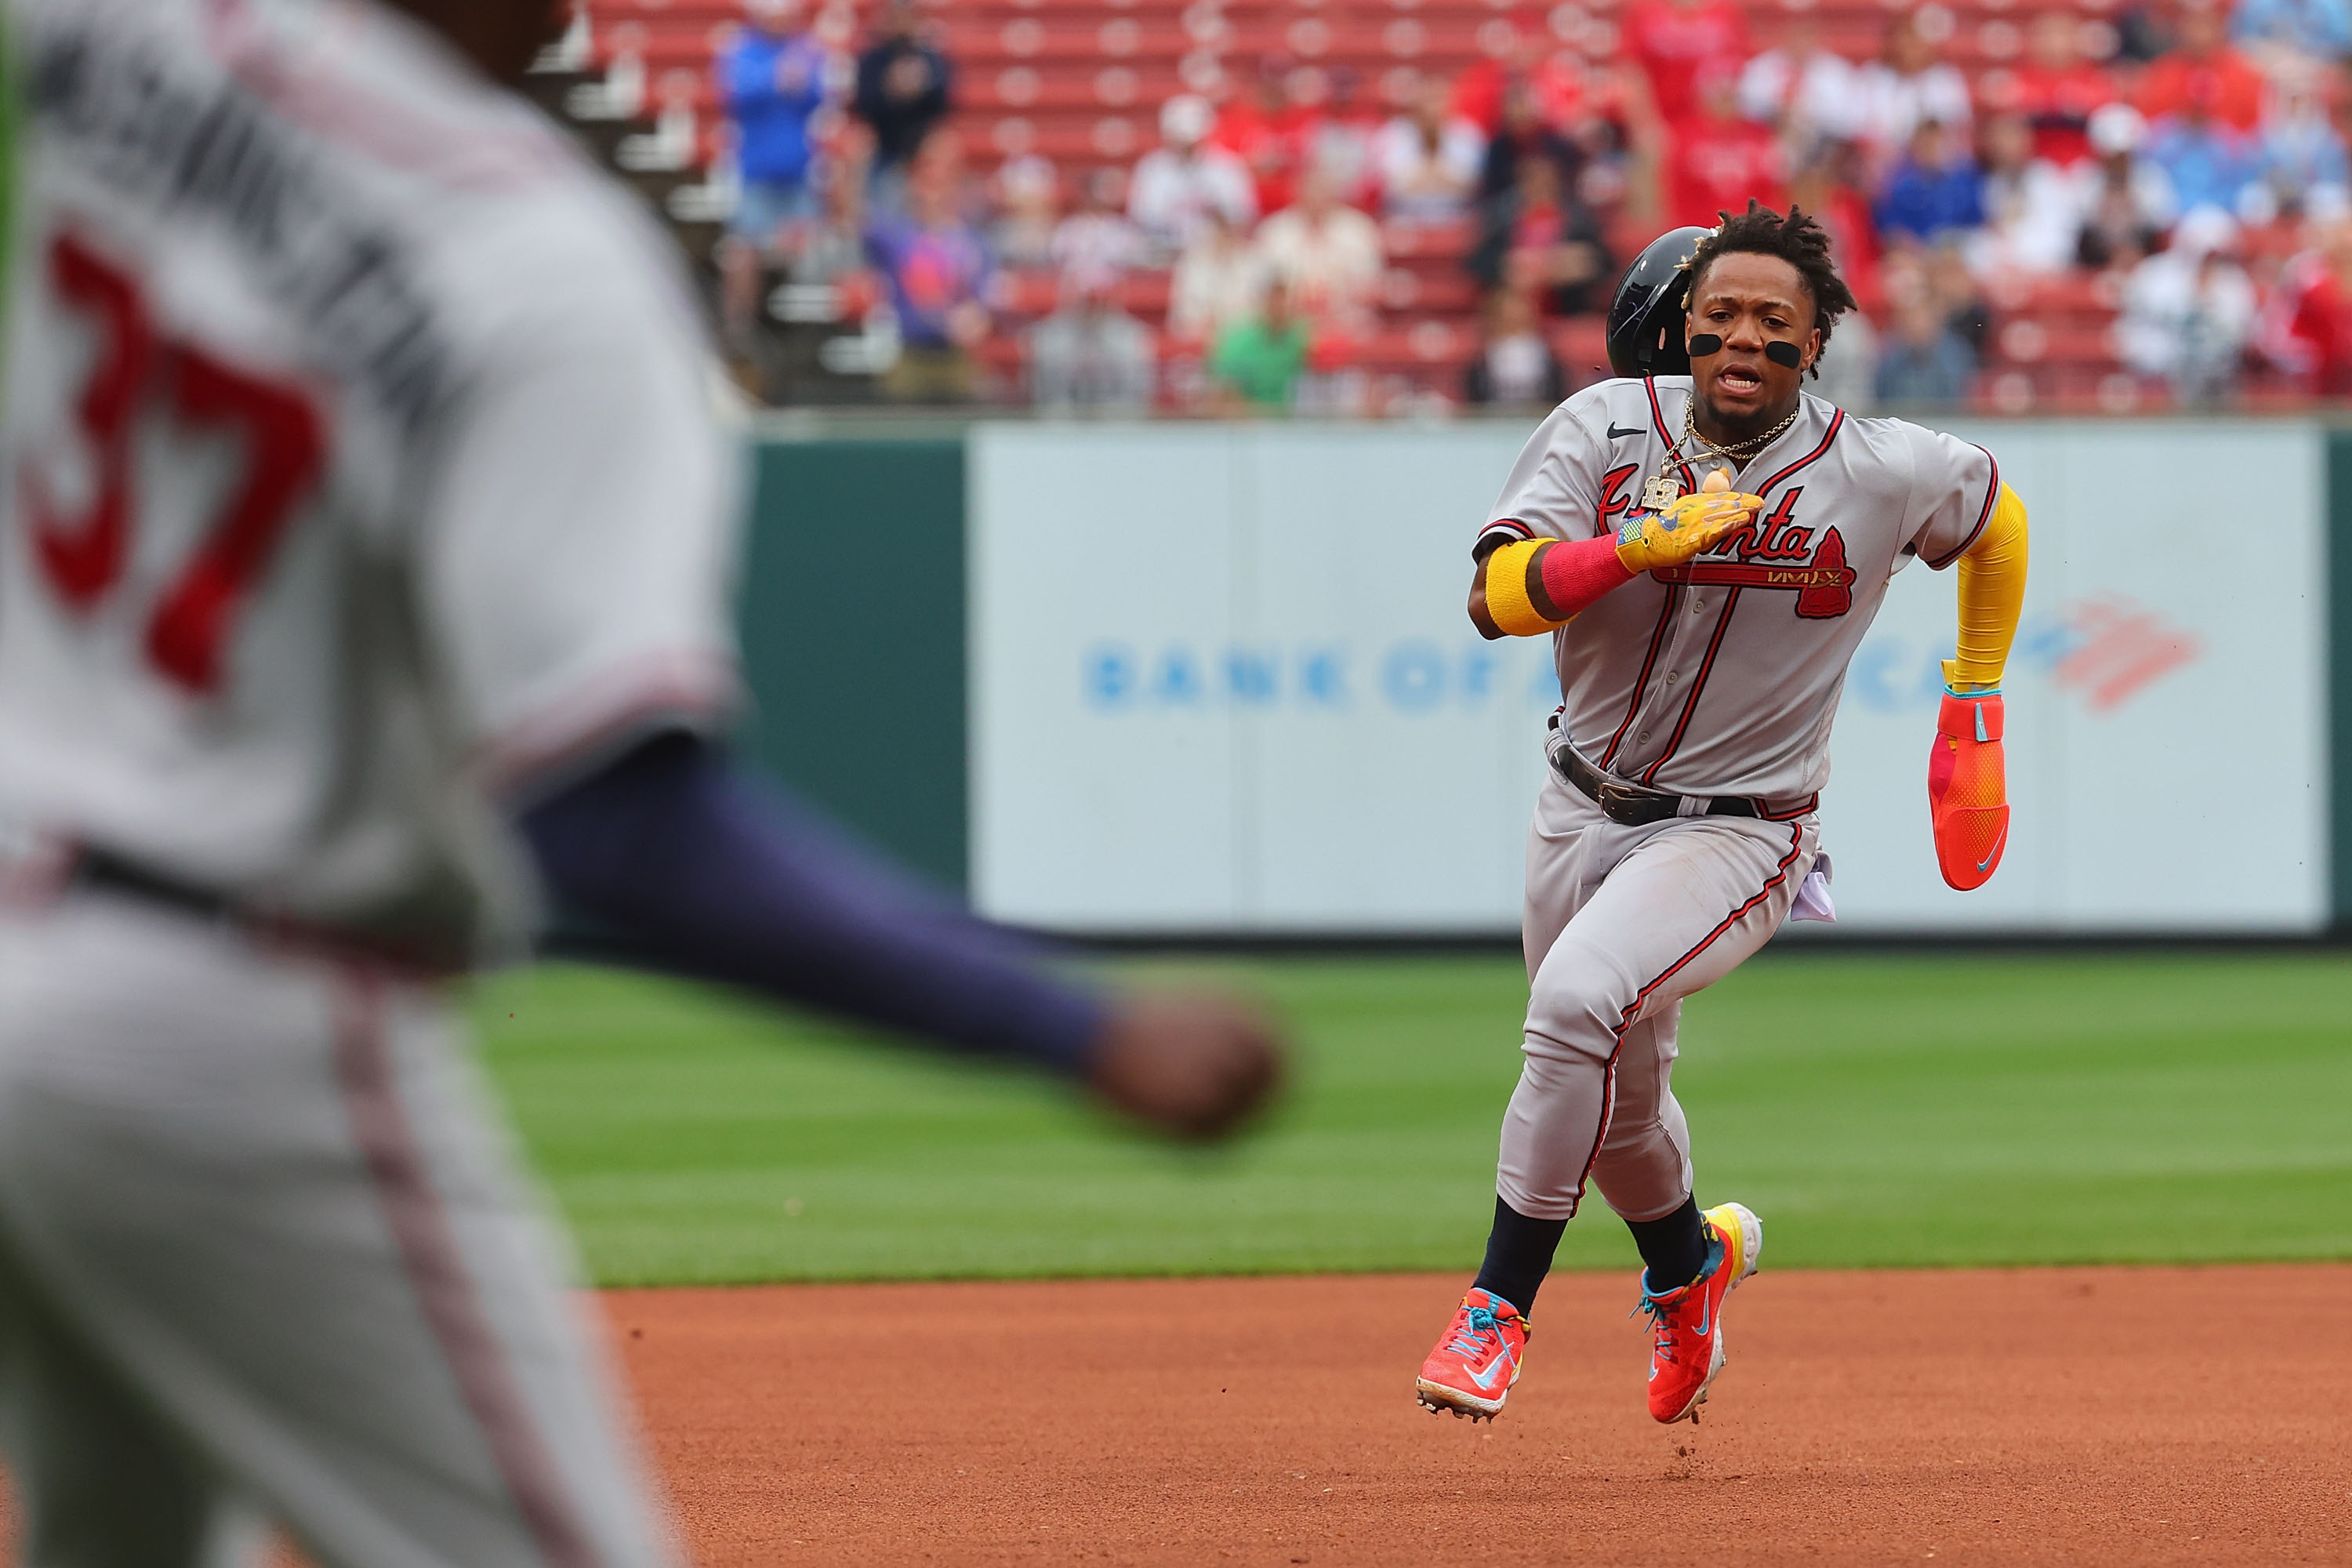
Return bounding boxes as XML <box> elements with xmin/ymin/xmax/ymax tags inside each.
<box><xmin>1595</xmin><ymin>779</ymin><xmax>1650</xmax><ymax>826</ymax></box>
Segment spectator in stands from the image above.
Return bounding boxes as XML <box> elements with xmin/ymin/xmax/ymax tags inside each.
<box><xmin>1210</xmin><ymin>280</ymin><xmax>1313</xmax><ymax>410</ymax></box>
<box><xmin>1477</xmin><ymin>82</ymin><xmax>1581</xmax><ymax>205</ymax></box>
<box><xmin>1876</xmin><ymin>120</ymin><xmax>1985</xmax><ymax>246</ymax></box>
<box><xmin>2269</xmin><ymin>216</ymin><xmax>2352</xmax><ymax>394</ymax></box>
<box><xmin>2145</xmin><ymin>86</ymin><xmax>2263</xmax><ymax>217</ymax></box>
<box><xmin>789</xmin><ymin>156</ymin><xmax>877</xmax><ymax>291</ymax></box>
<box><xmin>2118</xmin><ymin>206</ymin><xmax>2257</xmax><ymax>403</ymax></box>
<box><xmin>2259</xmin><ymin>76</ymin><xmax>2352</xmax><ymax>219</ymax></box>
<box><xmin>1218</xmin><ymin>60</ymin><xmax>1310</xmax><ymax>219</ymax></box>
<box><xmin>1305</xmin><ymin>67</ymin><xmax>1385</xmax><ymax>212</ymax></box>
<box><xmin>1926</xmin><ymin>244</ymin><xmax>1994</xmax><ymax>358</ymax></box>
<box><xmin>1130</xmin><ymin>96</ymin><xmax>1259</xmax><ymax>256</ymax></box>
<box><xmin>1051</xmin><ymin>169</ymin><xmax>1148</xmax><ymax>302</ymax></box>
<box><xmin>1875</xmin><ymin>290</ymin><xmax>1976</xmax><ymax>408</ymax></box>
<box><xmin>1470</xmin><ymin>151</ymin><xmax>1611</xmax><ymax>316</ymax></box>
<box><xmin>854</xmin><ymin>1</ymin><xmax>953</xmax><ymax>206</ymax></box>
<box><xmin>1788</xmin><ymin>151</ymin><xmax>1882</xmax><ymax>310</ymax></box>
<box><xmin>1738</xmin><ymin>20</ymin><xmax>1864</xmax><ymax>167</ymax></box>
<box><xmin>2073</xmin><ymin>104</ymin><xmax>2180</xmax><ymax>267</ymax></box>
<box><xmin>866</xmin><ymin>166</ymin><xmax>992</xmax><ymax>402</ymax></box>
<box><xmin>716</xmin><ymin>0</ymin><xmax>830</xmax><ymax>348</ymax></box>
<box><xmin>1855</xmin><ymin>15</ymin><xmax>1973</xmax><ymax>169</ymax></box>
<box><xmin>2231</xmin><ymin>0</ymin><xmax>2352</xmax><ymax>68</ymax></box>
<box><xmin>1664</xmin><ymin>60</ymin><xmax>1786</xmax><ymax>230</ymax></box>
<box><xmin>2008</xmin><ymin>11</ymin><xmax>2120</xmax><ymax>167</ymax></box>
<box><xmin>1970</xmin><ymin>113</ymin><xmax>2081</xmax><ymax>276</ymax></box>
<box><xmin>1029</xmin><ymin>279</ymin><xmax>1157</xmax><ymax>414</ymax></box>
<box><xmin>989</xmin><ymin>155</ymin><xmax>1061</xmax><ymax>271</ymax></box>
<box><xmin>1377</xmin><ymin>80</ymin><xmax>1488</xmax><ymax>227</ymax></box>
<box><xmin>2135</xmin><ymin>2</ymin><xmax>2264</xmax><ymax>133</ymax></box>
<box><xmin>1254</xmin><ymin>166</ymin><xmax>1385</xmax><ymax>336</ymax></box>
<box><xmin>1621</xmin><ymin>0</ymin><xmax>1753</xmax><ymax>126</ymax></box>
<box><xmin>1167</xmin><ymin>209</ymin><xmax>1265</xmax><ymax>347</ymax></box>
<box><xmin>1463</xmin><ymin>285</ymin><xmax>1569</xmax><ymax>408</ymax></box>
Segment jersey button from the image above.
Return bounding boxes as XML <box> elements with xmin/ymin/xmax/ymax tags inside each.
<box><xmin>1667</xmin><ymin>673</ymin><xmax>1679</xmax><ymax>684</ymax></box>
<box><xmin>1639</xmin><ymin>730</ymin><xmax>1652</xmax><ymax>741</ymax></box>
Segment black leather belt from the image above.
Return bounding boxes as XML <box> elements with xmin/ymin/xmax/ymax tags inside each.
<box><xmin>1552</xmin><ymin>745</ymin><xmax>1763</xmax><ymax>828</ymax></box>
<box><xmin>68</xmin><ymin>846</ymin><xmax>456</xmax><ymax>974</ymax></box>
<box><xmin>74</xmin><ymin>846</ymin><xmax>235</xmax><ymax>922</ymax></box>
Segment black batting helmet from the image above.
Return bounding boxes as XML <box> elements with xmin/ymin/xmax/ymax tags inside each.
<box><xmin>1604</xmin><ymin>225</ymin><xmax>1711</xmax><ymax>379</ymax></box>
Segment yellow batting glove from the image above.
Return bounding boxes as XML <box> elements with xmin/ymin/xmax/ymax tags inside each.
<box><xmin>1613</xmin><ymin>471</ymin><xmax>1763</xmax><ymax>575</ymax></box>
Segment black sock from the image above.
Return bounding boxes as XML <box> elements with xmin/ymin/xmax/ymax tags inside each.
<box><xmin>1470</xmin><ymin>1195</ymin><xmax>1566</xmax><ymax>1316</ymax></box>
<box><xmin>1625</xmin><ymin>1195</ymin><xmax>1708</xmax><ymax>1294</ymax></box>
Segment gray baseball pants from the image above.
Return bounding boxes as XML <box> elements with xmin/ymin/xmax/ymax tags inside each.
<box><xmin>1494</xmin><ymin>749</ymin><xmax>1820</xmax><ymax>1225</ymax></box>
<box><xmin>0</xmin><ymin>894</ymin><xmax>678</xmax><ymax>1568</ymax></box>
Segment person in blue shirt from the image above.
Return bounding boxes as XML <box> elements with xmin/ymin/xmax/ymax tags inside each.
<box><xmin>717</xmin><ymin>0</ymin><xmax>831</xmax><ymax>345</ymax></box>
<box><xmin>1875</xmin><ymin>120</ymin><xmax>1985</xmax><ymax>245</ymax></box>
<box><xmin>866</xmin><ymin>169</ymin><xmax>995</xmax><ymax>401</ymax></box>
<box><xmin>2231</xmin><ymin>0</ymin><xmax>2352</xmax><ymax>63</ymax></box>
<box><xmin>2147</xmin><ymin>89</ymin><xmax>2262</xmax><ymax>219</ymax></box>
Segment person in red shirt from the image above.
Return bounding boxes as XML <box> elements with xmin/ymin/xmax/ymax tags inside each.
<box><xmin>2006</xmin><ymin>10</ymin><xmax>2121</xmax><ymax>165</ymax></box>
<box><xmin>1622</xmin><ymin>0</ymin><xmax>1752</xmax><ymax>126</ymax></box>
<box><xmin>1665</xmin><ymin>60</ymin><xmax>1784</xmax><ymax>228</ymax></box>
<box><xmin>2134</xmin><ymin>2</ymin><xmax>2265</xmax><ymax>134</ymax></box>
<box><xmin>2272</xmin><ymin>219</ymin><xmax>2352</xmax><ymax>395</ymax></box>
<box><xmin>1214</xmin><ymin>62</ymin><xmax>1313</xmax><ymax>216</ymax></box>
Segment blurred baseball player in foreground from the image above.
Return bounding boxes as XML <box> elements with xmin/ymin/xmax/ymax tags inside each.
<box><xmin>0</xmin><ymin>1</ymin><xmax>1280</xmax><ymax>1562</ymax></box>
<box><xmin>1415</xmin><ymin>205</ymin><xmax>2027</xmax><ymax>1425</ymax></box>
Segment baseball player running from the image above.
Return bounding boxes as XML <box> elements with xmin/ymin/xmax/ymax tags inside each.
<box><xmin>0</xmin><ymin>1</ymin><xmax>1281</xmax><ymax>1563</ymax></box>
<box><xmin>1415</xmin><ymin>205</ymin><xmax>2027</xmax><ymax>1425</ymax></box>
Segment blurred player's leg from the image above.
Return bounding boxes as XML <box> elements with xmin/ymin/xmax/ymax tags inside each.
<box><xmin>0</xmin><ymin>897</ymin><xmax>677</xmax><ymax>1568</ymax></box>
<box><xmin>0</xmin><ymin>1238</ymin><xmax>276</xmax><ymax>1567</ymax></box>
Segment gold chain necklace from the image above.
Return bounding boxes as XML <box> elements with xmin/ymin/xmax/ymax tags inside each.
<box><xmin>1638</xmin><ymin>397</ymin><xmax>1806</xmax><ymax>513</ymax></box>
<box><xmin>1678</xmin><ymin>399</ymin><xmax>1802</xmax><ymax>468</ymax></box>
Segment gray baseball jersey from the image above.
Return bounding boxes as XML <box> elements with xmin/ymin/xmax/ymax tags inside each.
<box><xmin>1479</xmin><ymin>376</ymin><xmax>1999</xmax><ymax>801</ymax></box>
<box><xmin>0</xmin><ymin>0</ymin><xmax>742</xmax><ymax>967</ymax></box>
<box><xmin>0</xmin><ymin>2</ymin><xmax>737</xmax><ymax>1563</ymax></box>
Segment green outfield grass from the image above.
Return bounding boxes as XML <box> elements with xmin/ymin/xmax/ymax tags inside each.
<box><xmin>469</xmin><ymin>952</ymin><xmax>2352</xmax><ymax>1287</ymax></box>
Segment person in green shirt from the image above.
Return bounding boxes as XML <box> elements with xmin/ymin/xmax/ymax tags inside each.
<box><xmin>1210</xmin><ymin>280</ymin><xmax>1312</xmax><ymax>410</ymax></box>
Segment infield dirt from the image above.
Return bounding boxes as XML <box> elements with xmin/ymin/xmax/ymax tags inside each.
<box><xmin>613</xmin><ymin>1264</ymin><xmax>2351</xmax><ymax>1567</ymax></box>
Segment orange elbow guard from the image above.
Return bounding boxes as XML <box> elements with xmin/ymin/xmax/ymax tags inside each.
<box><xmin>1928</xmin><ymin>689</ymin><xmax>2009</xmax><ymax>891</ymax></box>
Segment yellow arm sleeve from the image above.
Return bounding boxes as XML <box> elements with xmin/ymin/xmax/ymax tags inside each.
<box><xmin>1482</xmin><ymin>539</ymin><xmax>1569</xmax><ymax>637</ymax></box>
<box><xmin>1942</xmin><ymin>483</ymin><xmax>2028</xmax><ymax>693</ymax></box>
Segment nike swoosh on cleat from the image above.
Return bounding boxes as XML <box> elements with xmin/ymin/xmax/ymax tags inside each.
<box><xmin>1466</xmin><ymin>1355</ymin><xmax>1512</xmax><ymax>1392</ymax></box>
<box><xmin>1606</xmin><ymin>423</ymin><xmax>1647</xmax><ymax>440</ymax></box>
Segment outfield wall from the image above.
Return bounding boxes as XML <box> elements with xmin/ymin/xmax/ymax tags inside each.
<box><xmin>739</xmin><ymin>416</ymin><xmax>2351</xmax><ymax>938</ymax></box>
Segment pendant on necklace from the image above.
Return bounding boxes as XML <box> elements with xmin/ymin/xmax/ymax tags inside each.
<box><xmin>1640</xmin><ymin>472</ymin><xmax>1684</xmax><ymax>512</ymax></box>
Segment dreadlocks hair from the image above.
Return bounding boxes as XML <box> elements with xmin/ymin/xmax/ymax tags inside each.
<box><xmin>1684</xmin><ymin>201</ymin><xmax>1858</xmax><ymax>381</ymax></box>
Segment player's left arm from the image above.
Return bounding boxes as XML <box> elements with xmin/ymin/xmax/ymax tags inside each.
<box><xmin>420</xmin><ymin>238</ymin><xmax>1279</xmax><ymax>1142</ymax></box>
<box><xmin>1920</xmin><ymin>463</ymin><xmax>2029</xmax><ymax>891</ymax></box>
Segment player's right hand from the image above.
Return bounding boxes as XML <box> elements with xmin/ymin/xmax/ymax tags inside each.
<box><xmin>1087</xmin><ymin>996</ymin><xmax>1285</xmax><ymax>1142</ymax></box>
<box><xmin>1613</xmin><ymin>470</ymin><xmax>1763</xmax><ymax>575</ymax></box>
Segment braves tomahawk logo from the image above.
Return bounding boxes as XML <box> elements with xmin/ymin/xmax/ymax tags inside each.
<box><xmin>1650</xmin><ymin>486</ymin><xmax>1857</xmax><ymax>618</ymax></box>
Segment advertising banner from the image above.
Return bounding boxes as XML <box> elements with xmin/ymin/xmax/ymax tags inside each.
<box><xmin>969</xmin><ymin>419</ymin><xmax>2328</xmax><ymax>935</ymax></box>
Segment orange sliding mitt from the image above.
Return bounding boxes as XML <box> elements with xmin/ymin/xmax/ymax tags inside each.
<box><xmin>1928</xmin><ymin>689</ymin><xmax>2007</xmax><ymax>891</ymax></box>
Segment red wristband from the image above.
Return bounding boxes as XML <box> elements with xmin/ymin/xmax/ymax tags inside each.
<box><xmin>1936</xmin><ymin>690</ymin><xmax>2004</xmax><ymax>743</ymax></box>
<box><xmin>1537</xmin><ymin>534</ymin><xmax>1638</xmax><ymax>620</ymax></box>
